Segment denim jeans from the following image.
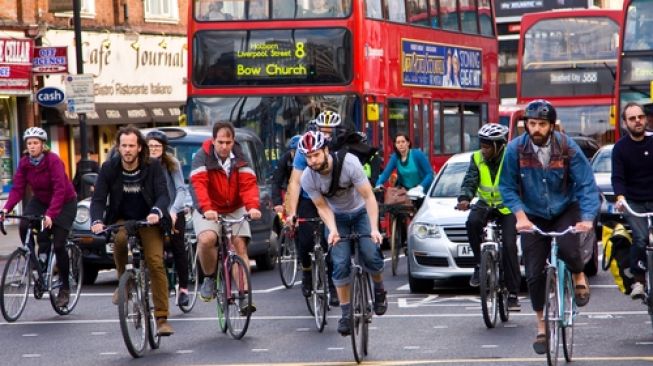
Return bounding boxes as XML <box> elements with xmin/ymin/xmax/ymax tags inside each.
<box><xmin>623</xmin><ymin>200</ymin><xmax>653</xmax><ymax>276</ymax></box>
<box><xmin>327</xmin><ymin>208</ymin><xmax>384</xmax><ymax>287</ymax></box>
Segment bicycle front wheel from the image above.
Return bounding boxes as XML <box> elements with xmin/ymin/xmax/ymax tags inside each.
<box><xmin>562</xmin><ymin>270</ymin><xmax>575</xmax><ymax>362</ymax></box>
<box><xmin>277</xmin><ymin>227</ymin><xmax>298</xmax><ymax>288</ymax></box>
<box><xmin>216</xmin><ymin>263</ymin><xmax>227</xmax><ymax>333</ymax></box>
<box><xmin>225</xmin><ymin>255</ymin><xmax>252</xmax><ymax>340</ymax></box>
<box><xmin>117</xmin><ymin>270</ymin><xmax>147</xmax><ymax>358</ymax></box>
<box><xmin>544</xmin><ymin>268</ymin><xmax>560</xmax><ymax>366</ymax></box>
<box><xmin>0</xmin><ymin>249</ymin><xmax>30</xmax><ymax>322</ymax></box>
<box><xmin>180</xmin><ymin>240</ymin><xmax>199</xmax><ymax>313</ymax></box>
<box><xmin>479</xmin><ymin>249</ymin><xmax>498</xmax><ymax>328</ymax></box>
<box><xmin>144</xmin><ymin>270</ymin><xmax>161</xmax><ymax>350</ymax></box>
<box><xmin>312</xmin><ymin>250</ymin><xmax>328</xmax><ymax>332</ymax></box>
<box><xmin>390</xmin><ymin>216</ymin><xmax>401</xmax><ymax>276</ymax></box>
<box><xmin>350</xmin><ymin>272</ymin><xmax>368</xmax><ymax>363</ymax></box>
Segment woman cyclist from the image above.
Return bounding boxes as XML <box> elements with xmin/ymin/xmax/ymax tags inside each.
<box><xmin>374</xmin><ymin>133</ymin><xmax>434</xmax><ymax>196</ymax></box>
<box><xmin>146</xmin><ymin>130</ymin><xmax>190</xmax><ymax>306</ymax></box>
<box><xmin>0</xmin><ymin>127</ymin><xmax>77</xmax><ymax>308</ymax></box>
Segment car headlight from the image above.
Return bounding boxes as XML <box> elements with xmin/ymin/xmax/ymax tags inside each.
<box><xmin>412</xmin><ymin>222</ymin><xmax>442</xmax><ymax>239</ymax></box>
<box><xmin>75</xmin><ymin>206</ymin><xmax>90</xmax><ymax>224</ymax></box>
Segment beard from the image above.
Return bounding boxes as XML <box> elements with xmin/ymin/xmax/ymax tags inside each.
<box><xmin>309</xmin><ymin>158</ymin><xmax>329</xmax><ymax>174</ymax></box>
<box><xmin>530</xmin><ymin>131</ymin><xmax>550</xmax><ymax>147</ymax></box>
<box><xmin>627</xmin><ymin>125</ymin><xmax>645</xmax><ymax>138</ymax></box>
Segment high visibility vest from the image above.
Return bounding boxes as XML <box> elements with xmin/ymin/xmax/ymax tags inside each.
<box><xmin>473</xmin><ymin>150</ymin><xmax>511</xmax><ymax>215</ymax></box>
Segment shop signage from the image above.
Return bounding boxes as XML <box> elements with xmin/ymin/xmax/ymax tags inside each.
<box><xmin>0</xmin><ymin>38</ymin><xmax>33</xmax><ymax>93</ymax></box>
<box><xmin>35</xmin><ymin>87</ymin><xmax>65</xmax><ymax>107</ymax></box>
<box><xmin>33</xmin><ymin>46</ymin><xmax>68</xmax><ymax>74</ymax></box>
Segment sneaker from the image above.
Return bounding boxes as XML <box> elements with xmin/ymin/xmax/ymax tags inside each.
<box><xmin>301</xmin><ymin>271</ymin><xmax>312</xmax><ymax>298</ymax></box>
<box><xmin>337</xmin><ymin>315</ymin><xmax>351</xmax><ymax>336</ymax></box>
<box><xmin>469</xmin><ymin>266</ymin><xmax>480</xmax><ymax>287</ymax></box>
<box><xmin>55</xmin><ymin>289</ymin><xmax>70</xmax><ymax>308</ymax></box>
<box><xmin>507</xmin><ymin>293</ymin><xmax>521</xmax><ymax>312</ymax></box>
<box><xmin>156</xmin><ymin>318</ymin><xmax>174</xmax><ymax>336</ymax></box>
<box><xmin>200</xmin><ymin>277</ymin><xmax>216</xmax><ymax>302</ymax></box>
<box><xmin>178</xmin><ymin>290</ymin><xmax>190</xmax><ymax>307</ymax></box>
<box><xmin>631</xmin><ymin>282</ymin><xmax>646</xmax><ymax>300</ymax></box>
<box><xmin>373</xmin><ymin>289</ymin><xmax>388</xmax><ymax>316</ymax></box>
<box><xmin>239</xmin><ymin>297</ymin><xmax>257</xmax><ymax>316</ymax></box>
<box><xmin>329</xmin><ymin>285</ymin><xmax>340</xmax><ymax>307</ymax></box>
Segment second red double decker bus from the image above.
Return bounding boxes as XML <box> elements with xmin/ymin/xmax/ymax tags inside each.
<box><xmin>186</xmin><ymin>0</ymin><xmax>499</xmax><ymax>171</ymax></box>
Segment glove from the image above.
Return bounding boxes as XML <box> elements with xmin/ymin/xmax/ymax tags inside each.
<box><xmin>407</xmin><ymin>186</ymin><xmax>424</xmax><ymax>197</ymax></box>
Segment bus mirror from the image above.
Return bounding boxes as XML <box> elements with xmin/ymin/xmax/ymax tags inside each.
<box><xmin>367</xmin><ymin>103</ymin><xmax>379</xmax><ymax>122</ymax></box>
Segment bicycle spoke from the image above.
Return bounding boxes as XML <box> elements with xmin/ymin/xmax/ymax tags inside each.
<box><xmin>118</xmin><ymin>271</ymin><xmax>147</xmax><ymax>358</ymax></box>
<box><xmin>480</xmin><ymin>250</ymin><xmax>498</xmax><ymax>328</ymax></box>
<box><xmin>225</xmin><ymin>256</ymin><xmax>252</xmax><ymax>339</ymax></box>
<box><xmin>0</xmin><ymin>250</ymin><xmax>31</xmax><ymax>322</ymax></box>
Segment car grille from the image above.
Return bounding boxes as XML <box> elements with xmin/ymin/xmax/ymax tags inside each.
<box><xmin>454</xmin><ymin>257</ymin><xmax>477</xmax><ymax>268</ymax></box>
<box><xmin>443</xmin><ymin>226</ymin><xmax>469</xmax><ymax>243</ymax></box>
<box><xmin>415</xmin><ymin>256</ymin><xmax>449</xmax><ymax>267</ymax></box>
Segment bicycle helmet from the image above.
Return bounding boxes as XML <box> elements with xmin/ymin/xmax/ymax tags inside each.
<box><xmin>478</xmin><ymin>123</ymin><xmax>509</xmax><ymax>144</ymax></box>
<box><xmin>287</xmin><ymin>134</ymin><xmax>301</xmax><ymax>150</ymax></box>
<box><xmin>297</xmin><ymin>131</ymin><xmax>327</xmax><ymax>155</ymax></box>
<box><xmin>524</xmin><ymin>99</ymin><xmax>557</xmax><ymax>124</ymax></box>
<box><xmin>23</xmin><ymin>127</ymin><xmax>47</xmax><ymax>142</ymax></box>
<box><xmin>145</xmin><ymin>130</ymin><xmax>169</xmax><ymax>146</ymax></box>
<box><xmin>315</xmin><ymin>111</ymin><xmax>342</xmax><ymax>128</ymax></box>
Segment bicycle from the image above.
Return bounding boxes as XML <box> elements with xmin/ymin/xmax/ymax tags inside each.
<box><xmin>213</xmin><ymin>214</ymin><xmax>254</xmax><ymax>340</ymax></box>
<box><xmin>0</xmin><ymin>214</ymin><xmax>83</xmax><ymax>322</ymax></box>
<box><xmin>296</xmin><ymin>217</ymin><xmax>330</xmax><ymax>332</ymax></box>
<box><xmin>525</xmin><ymin>226</ymin><xmax>577</xmax><ymax>366</ymax></box>
<box><xmin>277</xmin><ymin>223</ymin><xmax>298</xmax><ymax>289</ymax></box>
<box><xmin>337</xmin><ymin>233</ymin><xmax>374</xmax><ymax>364</ymax></box>
<box><xmin>102</xmin><ymin>220</ymin><xmax>161</xmax><ymax>358</ymax></box>
<box><xmin>164</xmin><ymin>228</ymin><xmax>199</xmax><ymax>313</ymax></box>
<box><xmin>384</xmin><ymin>204</ymin><xmax>414</xmax><ymax>276</ymax></box>
<box><xmin>476</xmin><ymin>205</ymin><xmax>510</xmax><ymax>328</ymax></box>
<box><xmin>617</xmin><ymin>199</ymin><xmax>653</xmax><ymax>330</ymax></box>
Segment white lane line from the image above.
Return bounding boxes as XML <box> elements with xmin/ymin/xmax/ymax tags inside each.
<box><xmin>327</xmin><ymin>347</ymin><xmax>344</xmax><ymax>351</ymax></box>
<box><xmin>91</xmin><ymin>331</ymin><xmax>107</xmax><ymax>335</ymax></box>
<box><xmin>636</xmin><ymin>341</ymin><xmax>653</xmax><ymax>345</ymax></box>
<box><xmin>296</xmin><ymin>328</ymin><xmax>311</xmax><ymax>332</ymax></box>
<box><xmin>503</xmin><ymin>324</ymin><xmax>518</xmax><ymax>328</ymax></box>
<box><xmin>433</xmin><ymin>325</ymin><xmax>449</xmax><ymax>329</ymax></box>
<box><xmin>482</xmin><ymin>345</ymin><xmax>499</xmax><ymax>349</ymax></box>
<box><xmin>252</xmin><ymin>348</ymin><xmax>269</xmax><ymax>352</ymax></box>
<box><xmin>176</xmin><ymin>350</ymin><xmax>193</xmax><ymax>354</ymax></box>
<box><xmin>404</xmin><ymin>346</ymin><xmax>420</xmax><ymax>350</ymax></box>
<box><xmin>22</xmin><ymin>333</ymin><xmax>38</xmax><ymax>337</ymax></box>
<box><xmin>99</xmin><ymin>352</ymin><xmax>118</xmax><ymax>356</ymax></box>
<box><xmin>22</xmin><ymin>354</ymin><xmax>41</xmax><ymax>358</ymax></box>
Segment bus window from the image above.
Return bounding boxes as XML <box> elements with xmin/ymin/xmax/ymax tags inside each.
<box><xmin>408</xmin><ymin>0</ymin><xmax>429</xmax><ymax>26</ymax></box>
<box><xmin>422</xmin><ymin>101</ymin><xmax>430</xmax><ymax>154</ymax></box>
<box><xmin>432</xmin><ymin>101</ymin><xmax>442</xmax><ymax>154</ymax></box>
<box><xmin>459</xmin><ymin>0</ymin><xmax>478</xmax><ymax>34</ymax></box>
<box><xmin>387</xmin><ymin>0</ymin><xmax>406</xmax><ymax>22</ymax></box>
<box><xmin>366</xmin><ymin>0</ymin><xmax>383</xmax><ymax>18</ymax></box>
<box><xmin>439</xmin><ymin>0</ymin><xmax>459</xmax><ymax>31</ymax></box>
<box><xmin>412</xmin><ymin>103</ymin><xmax>422</xmax><ymax>148</ymax></box>
<box><xmin>272</xmin><ymin>0</ymin><xmax>300</xmax><ymax>18</ymax></box>
<box><xmin>443</xmin><ymin>104</ymin><xmax>462</xmax><ymax>153</ymax></box>
<box><xmin>247</xmin><ymin>0</ymin><xmax>269</xmax><ymax>19</ymax></box>
<box><xmin>477</xmin><ymin>0</ymin><xmax>493</xmax><ymax>36</ymax></box>
<box><xmin>428</xmin><ymin>0</ymin><xmax>440</xmax><ymax>28</ymax></box>
<box><xmin>388</xmin><ymin>100</ymin><xmax>410</xmax><ymax>140</ymax></box>
<box><xmin>303</xmin><ymin>0</ymin><xmax>340</xmax><ymax>17</ymax></box>
<box><xmin>624</xmin><ymin>0</ymin><xmax>653</xmax><ymax>51</ymax></box>
<box><xmin>463</xmin><ymin>104</ymin><xmax>481</xmax><ymax>151</ymax></box>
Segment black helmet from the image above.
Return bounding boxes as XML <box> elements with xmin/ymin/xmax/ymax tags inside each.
<box><xmin>145</xmin><ymin>130</ymin><xmax>168</xmax><ymax>146</ymax></box>
<box><xmin>524</xmin><ymin>99</ymin><xmax>556</xmax><ymax>124</ymax></box>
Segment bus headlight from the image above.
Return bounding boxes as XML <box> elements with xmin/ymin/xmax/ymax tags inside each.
<box><xmin>412</xmin><ymin>222</ymin><xmax>442</xmax><ymax>239</ymax></box>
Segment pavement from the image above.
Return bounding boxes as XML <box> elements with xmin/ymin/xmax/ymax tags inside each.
<box><xmin>0</xmin><ymin>224</ymin><xmax>22</xmax><ymax>259</ymax></box>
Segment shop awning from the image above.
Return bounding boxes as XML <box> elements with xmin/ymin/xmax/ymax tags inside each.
<box><xmin>43</xmin><ymin>102</ymin><xmax>183</xmax><ymax>126</ymax></box>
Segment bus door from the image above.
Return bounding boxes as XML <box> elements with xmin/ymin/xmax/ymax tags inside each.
<box><xmin>411</xmin><ymin>98</ymin><xmax>431</xmax><ymax>157</ymax></box>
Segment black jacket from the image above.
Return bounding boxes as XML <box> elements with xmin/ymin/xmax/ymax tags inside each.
<box><xmin>90</xmin><ymin>156</ymin><xmax>170</xmax><ymax>225</ymax></box>
<box><xmin>271</xmin><ymin>150</ymin><xmax>294</xmax><ymax>206</ymax></box>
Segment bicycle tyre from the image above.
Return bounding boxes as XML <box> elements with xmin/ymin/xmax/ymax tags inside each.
<box><xmin>363</xmin><ymin>272</ymin><xmax>372</xmax><ymax>356</ymax></box>
<box><xmin>562</xmin><ymin>270</ymin><xmax>574</xmax><ymax>362</ymax></box>
<box><xmin>498</xmin><ymin>287</ymin><xmax>510</xmax><ymax>323</ymax></box>
<box><xmin>278</xmin><ymin>227</ymin><xmax>298</xmax><ymax>289</ymax></box>
<box><xmin>145</xmin><ymin>270</ymin><xmax>161</xmax><ymax>350</ymax></box>
<box><xmin>350</xmin><ymin>272</ymin><xmax>366</xmax><ymax>363</ymax></box>
<box><xmin>117</xmin><ymin>270</ymin><xmax>147</xmax><ymax>358</ymax></box>
<box><xmin>180</xmin><ymin>239</ymin><xmax>199</xmax><ymax>313</ymax></box>
<box><xmin>225</xmin><ymin>255</ymin><xmax>252</xmax><ymax>340</ymax></box>
<box><xmin>0</xmin><ymin>249</ymin><xmax>30</xmax><ymax>322</ymax></box>
<box><xmin>479</xmin><ymin>249</ymin><xmax>498</xmax><ymax>328</ymax></box>
<box><xmin>544</xmin><ymin>267</ymin><xmax>560</xmax><ymax>366</ymax></box>
<box><xmin>312</xmin><ymin>249</ymin><xmax>328</xmax><ymax>332</ymax></box>
<box><xmin>49</xmin><ymin>244</ymin><xmax>84</xmax><ymax>315</ymax></box>
<box><xmin>216</xmin><ymin>263</ymin><xmax>227</xmax><ymax>333</ymax></box>
<box><xmin>390</xmin><ymin>216</ymin><xmax>400</xmax><ymax>276</ymax></box>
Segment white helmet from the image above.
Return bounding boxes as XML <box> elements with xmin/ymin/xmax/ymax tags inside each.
<box><xmin>478</xmin><ymin>123</ymin><xmax>508</xmax><ymax>143</ymax></box>
<box><xmin>23</xmin><ymin>127</ymin><xmax>47</xmax><ymax>142</ymax></box>
<box><xmin>315</xmin><ymin>111</ymin><xmax>342</xmax><ymax>128</ymax></box>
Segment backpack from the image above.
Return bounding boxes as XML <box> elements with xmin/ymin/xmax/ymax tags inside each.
<box><xmin>323</xmin><ymin>128</ymin><xmax>378</xmax><ymax>198</ymax></box>
<box><xmin>601</xmin><ymin>222</ymin><xmax>634</xmax><ymax>295</ymax></box>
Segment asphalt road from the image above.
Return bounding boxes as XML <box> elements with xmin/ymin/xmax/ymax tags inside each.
<box><xmin>1</xmin><ymin>252</ymin><xmax>653</xmax><ymax>366</ymax></box>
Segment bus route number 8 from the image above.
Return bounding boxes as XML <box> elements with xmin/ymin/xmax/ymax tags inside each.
<box><xmin>295</xmin><ymin>42</ymin><xmax>305</xmax><ymax>59</ymax></box>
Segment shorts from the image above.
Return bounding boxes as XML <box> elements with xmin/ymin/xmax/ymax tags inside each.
<box><xmin>192</xmin><ymin>207</ymin><xmax>251</xmax><ymax>238</ymax></box>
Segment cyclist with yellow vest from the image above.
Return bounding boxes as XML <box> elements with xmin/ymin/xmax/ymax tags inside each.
<box><xmin>456</xmin><ymin>123</ymin><xmax>522</xmax><ymax>311</ymax></box>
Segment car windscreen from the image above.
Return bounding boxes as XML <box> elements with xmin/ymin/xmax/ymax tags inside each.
<box><xmin>169</xmin><ymin>142</ymin><xmax>202</xmax><ymax>183</ymax></box>
<box><xmin>429</xmin><ymin>161</ymin><xmax>469</xmax><ymax>198</ymax></box>
<box><xmin>591</xmin><ymin>148</ymin><xmax>612</xmax><ymax>173</ymax></box>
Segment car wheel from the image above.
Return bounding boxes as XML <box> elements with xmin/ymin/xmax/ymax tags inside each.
<box><xmin>255</xmin><ymin>231</ymin><xmax>278</xmax><ymax>271</ymax></box>
<box><xmin>82</xmin><ymin>265</ymin><xmax>99</xmax><ymax>285</ymax></box>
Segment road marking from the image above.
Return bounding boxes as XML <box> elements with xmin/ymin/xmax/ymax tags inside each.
<box><xmin>252</xmin><ymin>349</ymin><xmax>269</xmax><ymax>352</ymax></box>
<box><xmin>21</xmin><ymin>354</ymin><xmax>41</xmax><ymax>358</ymax></box>
<box><xmin>176</xmin><ymin>350</ymin><xmax>194</xmax><ymax>354</ymax></box>
<box><xmin>91</xmin><ymin>331</ymin><xmax>107</xmax><ymax>335</ymax></box>
<box><xmin>433</xmin><ymin>325</ymin><xmax>448</xmax><ymax>329</ymax></box>
<box><xmin>403</xmin><ymin>346</ymin><xmax>420</xmax><ymax>350</ymax></box>
<box><xmin>99</xmin><ymin>352</ymin><xmax>117</xmax><ymax>355</ymax></box>
<box><xmin>503</xmin><ymin>324</ymin><xmax>518</xmax><ymax>328</ymax></box>
<box><xmin>636</xmin><ymin>341</ymin><xmax>653</xmax><ymax>345</ymax></box>
<box><xmin>327</xmin><ymin>347</ymin><xmax>344</xmax><ymax>351</ymax></box>
<box><xmin>481</xmin><ymin>345</ymin><xmax>499</xmax><ymax>348</ymax></box>
<box><xmin>22</xmin><ymin>333</ymin><xmax>38</xmax><ymax>337</ymax></box>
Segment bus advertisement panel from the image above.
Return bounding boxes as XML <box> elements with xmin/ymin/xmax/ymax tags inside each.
<box><xmin>402</xmin><ymin>40</ymin><xmax>482</xmax><ymax>89</ymax></box>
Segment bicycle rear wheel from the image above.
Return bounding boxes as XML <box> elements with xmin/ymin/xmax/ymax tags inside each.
<box><xmin>544</xmin><ymin>267</ymin><xmax>560</xmax><ymax>366</ymax></box>
<box><xmin>180</xmin><ymin>240</ymin><xmax>199</xmax><ymax>313</ymax></box>
<box><xmin>49</xmin><ymin>244</ymin><xmax>84</xmax><ymax>315</ymax></box>
<box><xmin>562</xmin><ymin>270</ymin><xmax>575</xmax><ymax>362</ymax></box>
<box><xmin>479</xmin><ymin>249</ymin><xmax>498</xmax><ymax>328</ymax></box>
<box><xmin>117</xmin><ymin>270</ymin><xmax>147</xmax><ymax>358</ymax></box>
<box><xmin>312</xmin><ymin>250</ymin><xmax>328</xmax><ymax>332</ymax></box>
<box><xmin>498</xmin><ymin>287</ymin><xmax>510</xmax><ymax>323</ymax></box>
<box><xmin>350</xmin><ymin>272</ymin><xmax>367</xmax><ymax>363</ymax></box>
<box><xmin>390</xmin><ymin>216</ymin><xmax>401</xmax><ymax>276</ymax></box>
<box><xmin>0</xmin><ymin>249</ymin><xmax>30</xmax><ymax>322</ymax></box>
<box><xmin>225</xmin><ymin>255</ymin><xmax>252</xmax><ymax>339</ymax></box>
<box><xmin>278</xmin><ymin>227</ymin><xmax>298</xmax><ymax>288</ymax></box>
<box><xmin>216</xmin><ymin>264</ymin><xmax>227</xmax><ymax>333</ymax></box>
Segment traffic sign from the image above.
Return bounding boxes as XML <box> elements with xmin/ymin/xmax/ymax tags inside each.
<box><xmin>65</xmin><ymin>74</ymin><xmax>95</xmax><ymax>113</ymax></box>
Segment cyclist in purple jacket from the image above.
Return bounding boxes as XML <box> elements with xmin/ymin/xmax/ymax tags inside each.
<box><xmin>0</xmin><ymin>127</ymin><xmax>77</xmax><ymax>307</ymax></box>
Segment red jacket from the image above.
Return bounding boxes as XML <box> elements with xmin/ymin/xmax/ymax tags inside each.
<box><xmin>190</xmin><ymin>139</ymin><xmax>259</xmax><ymax>214</ymax></box>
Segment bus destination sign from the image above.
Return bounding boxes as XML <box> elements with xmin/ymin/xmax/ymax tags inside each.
<box><xmin>236</xmin><ymin>41</ymin><xmax>307</xmax><ymax>79</ymax></box>
<box><xmin>401</xmin><ymin>39</ymin><xmax>482</xmax><ymax>90</ymax></box>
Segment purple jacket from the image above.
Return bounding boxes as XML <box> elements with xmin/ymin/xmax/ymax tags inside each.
<box><xmin>3</xmin><ymin>152</ymin><xmax>77</xmax><ymax>219</ymax></box>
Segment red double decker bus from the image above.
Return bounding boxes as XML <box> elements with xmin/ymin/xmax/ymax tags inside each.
<box><xmin>186</xmin><ymin>0</ymin><xmax>499</xmax><ymax>170</ymax></box>
<box><xmin>517</xmin><ymin>9</ymin><xmax>622</xmax><ymax>151</ymax></box>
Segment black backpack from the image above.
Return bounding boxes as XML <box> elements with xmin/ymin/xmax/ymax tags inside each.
<box><xmin>323</xmin><ymin>129</ymin><xmax>378</xmax><ymax>198</ymax></box>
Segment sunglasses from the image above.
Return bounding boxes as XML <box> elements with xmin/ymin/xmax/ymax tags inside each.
<box><xmin>627</xmin><ymin>114</ymin><xmax>646</xmax><ymax>122</ymax></box>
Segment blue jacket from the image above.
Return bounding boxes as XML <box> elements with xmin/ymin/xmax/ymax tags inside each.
<box><xmin>375</xmin><ymin>149</ymin><xmax>433</xmax><ymax>190</ymax></box>
<box><xmin>499</xmin><ymin>132</ymin><xmax>599</xmax><ymax>222</ymax></box>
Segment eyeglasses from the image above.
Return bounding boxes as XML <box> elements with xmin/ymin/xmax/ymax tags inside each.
<box><xmin>148</xmin><ymin>144</ymin><xmax>163</xmax><ymax>149</ymax></box>
<box><xmin>627</xmin><ymin>114</ymin><xmax>646</xmax><ymax>122</ymax></box>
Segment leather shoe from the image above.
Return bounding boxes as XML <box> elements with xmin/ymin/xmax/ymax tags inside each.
<box><xmin>156</xmin><ymin>318</ymin><xmax>174</xmax><ymax>336</ymax></box>
<box><xmin>533</xmin><ymin>333</ymin><xmax>546</xmax><ymax>354</ymax></box>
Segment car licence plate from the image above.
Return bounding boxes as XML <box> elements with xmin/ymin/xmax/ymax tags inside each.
<box><xmin>457</xmin><ymin>244</ymin><xmax>474</xmax><ymax>257</ymax></box>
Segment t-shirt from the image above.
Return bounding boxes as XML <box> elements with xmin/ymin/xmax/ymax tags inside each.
<box><xmin>292</xmin><ymin>150</ymin><xmax>311</xmax><ymax>199</ymax></box>
<box><xmin>301</xmin><ymin>153</ymin><xmax>368</xmax><ymax>213</ymax></box>
<box><xmin>118</xmin><ymin>167</ymin><xmax>149</xmax><ymax>220</ymax></box>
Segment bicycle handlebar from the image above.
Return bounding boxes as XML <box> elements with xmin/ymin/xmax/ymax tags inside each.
<box><xmin>0</xmin><ymin>214</ymin><xmax>45</xmax><ymax>236</ymax></box>
<box><xmin>521</xmin><ymin>225</ymin><xmax>576</xmax><ymax>237</ymax></box>
<box><xmin>96</xmin><ymin>220</ymin><xmax>152</xmax><ymax>235</ymax></box>
<box><xmin>216</xmin><ymin>214</ymin><xmax>251</xmax><ymax>225</ymax></box>
<box><xmin>618</xmin><ymin>199</ymin><xmax>653</xmax><ymax>218</ymax></box>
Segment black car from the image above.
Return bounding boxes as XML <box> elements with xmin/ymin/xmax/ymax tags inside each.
<box><xmin>74</xmin><ymin>126</ymin><xmax>279</xmax><ymax>284</ymax></box>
